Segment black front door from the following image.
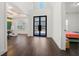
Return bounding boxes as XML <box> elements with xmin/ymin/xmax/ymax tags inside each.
<box><xmin>33</xmin><ymin>16</ymin><xmax>47</xmax><ymax>37</ymax></box>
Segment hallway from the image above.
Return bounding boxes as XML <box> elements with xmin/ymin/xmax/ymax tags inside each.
<box><xmin>4</xmin><ymin>34</ymin><xmax>61</xmax><ymax>56</ymax></box>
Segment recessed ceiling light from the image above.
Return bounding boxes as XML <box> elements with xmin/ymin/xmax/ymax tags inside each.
<box><xmin>74</xmin><ymin>2</ymin><xmax>79</xmax><ymax>6</ymax></box>
<box><xmin>76</xmin><ymin>2</ymin><xmax>79</xmax><ymax>5</ymax></box>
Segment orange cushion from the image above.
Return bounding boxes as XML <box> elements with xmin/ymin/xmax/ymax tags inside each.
<box><xmin>66</xmin><ymin>32</ymin><xmax>79</xmax><ymax>38</ymax></box>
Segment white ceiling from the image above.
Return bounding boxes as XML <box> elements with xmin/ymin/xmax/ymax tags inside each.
<box><xmin>7</xmin><ymin>2</ymin><xmax>33</xmax><ymax>17</ymax></box>
<box><xmin>7</xmin><ymin>2</ymin><xmax>79</xmax><ymax>17</ymax></box>
<box><xmin>10</xmin><ymin>2</ymin><xmax>33</xmax><ymax>14</ymax></box>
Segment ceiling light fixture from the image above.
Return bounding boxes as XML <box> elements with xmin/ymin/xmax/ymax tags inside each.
<box><xmin>76</xmin><ymin>2</ymin><xmax>79</xmax><ymax>5</ymax></box>
<box><xmin>74</xmin><ymin>2</ymin><xmax>79</xmax><ymax>6</ymax></box>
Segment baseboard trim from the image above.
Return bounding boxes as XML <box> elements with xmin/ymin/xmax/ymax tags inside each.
<box><xmin>47</xmin><ymin>37</ymin><xmax>60</xmax><ymax>50</ymax></box>
<box><xmin>1</xmin><ymin>51</ymin><xmax>7</xmax><ymax>56</ymax></box>
<box><xmin>0</xmin><ymin>50</ymin><xmax>7</xmax><ymax>56</ymax></box>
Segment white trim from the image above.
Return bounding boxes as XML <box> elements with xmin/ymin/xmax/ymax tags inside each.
<box><xmin>0</xmin><ymin>49</ymin><xmax>7</xmax><ymax>56</ymax></box>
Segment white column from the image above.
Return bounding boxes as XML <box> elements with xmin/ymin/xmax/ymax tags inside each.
<box><xmin>0</xmin><ymin>2</ymin><xmax>7</xmax><ymax>55</ymax></box>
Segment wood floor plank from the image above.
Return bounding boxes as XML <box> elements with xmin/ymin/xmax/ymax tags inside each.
<box><xmin>2</xmin><ymin>34</ymin><xmax>79</xmax><ymax>56</ymax></box>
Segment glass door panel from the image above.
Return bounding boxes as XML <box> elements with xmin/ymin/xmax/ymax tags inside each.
<box><xmin>41</xmin><ymin>17</ymin><xmax>45</xmax><ymax>21</ymax></box>
<box><xmin>34</xmin><ymin>17</ymin><xmax>39</xmax><ymax>36</ymax></box>
<box><xmin>40</xmin><ymin>17</ymin><xmax>46</xmax><ymax>36</ymax></box>
<box><xmin>41</xmin><ymin>21</ymin><xmax>45</xmax><ymax>26</ymax></box>
<box><xmin>40</xmin><ymin>27</ymin><xmax>45</xmax><ymax>36</ymax></box>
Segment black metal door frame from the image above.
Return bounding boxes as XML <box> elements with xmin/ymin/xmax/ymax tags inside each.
<box><xmin>33</xmin><ymin>15</ymin><xmax>47</xmax><ymax>37</ymax></box>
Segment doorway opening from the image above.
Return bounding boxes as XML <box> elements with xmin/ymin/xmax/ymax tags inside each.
<box><xmin>33</xmin><ymin>15</ymin><xmax>47</xmax><ymax>37</ymax></box>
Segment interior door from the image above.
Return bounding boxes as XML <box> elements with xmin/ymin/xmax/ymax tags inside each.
<box><xmin>33</xmin><ymin>16</ymin><xmax>47</xmax><ymax>37</ymax></box>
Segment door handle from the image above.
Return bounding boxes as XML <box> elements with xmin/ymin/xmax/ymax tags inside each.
<box><xmin>38</xmin><ymin>25</ymin><xmax>41</xmax><ymax>31</ymax></box>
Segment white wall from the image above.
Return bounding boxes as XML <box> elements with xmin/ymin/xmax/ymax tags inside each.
<box><xmin>12</xmin><ymin>17</ymin><xmax>29</xmax><ymax>35</ymax></box>
<box><xmin>0</xmin><ymin>3</ymin><xmax>7</xmax><ymax>55</ymax></box>
<box><xmin>66</xmin><ymin>12</ymin><xmax>79</xmax><ymax>32</ymax></box>
<box><xmin>51</xmin><ymin>2</ymin><xmax>66</xmax><ymax>50</ymax></box>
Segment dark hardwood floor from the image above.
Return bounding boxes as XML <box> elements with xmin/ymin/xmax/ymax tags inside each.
<box><xmin>2</xmin><ymin>34</ymin><xmax>79</xmax><ymax>56</ymax></box>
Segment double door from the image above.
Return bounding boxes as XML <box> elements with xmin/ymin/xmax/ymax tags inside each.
<box><xmin>33</xmin><ymin>16</ymin><xmax>47</xmax><ymax>37</ymax></box>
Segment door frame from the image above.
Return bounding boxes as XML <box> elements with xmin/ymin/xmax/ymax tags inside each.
<box><xmin>61</xmin><ymin>3</ymin><xmax>66</xmax><ymax>50</ymax></box>
<box><xmin>33</xmin><ymin>15</ymin><xmax>47</xmax><ymax>37</ymax></box>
